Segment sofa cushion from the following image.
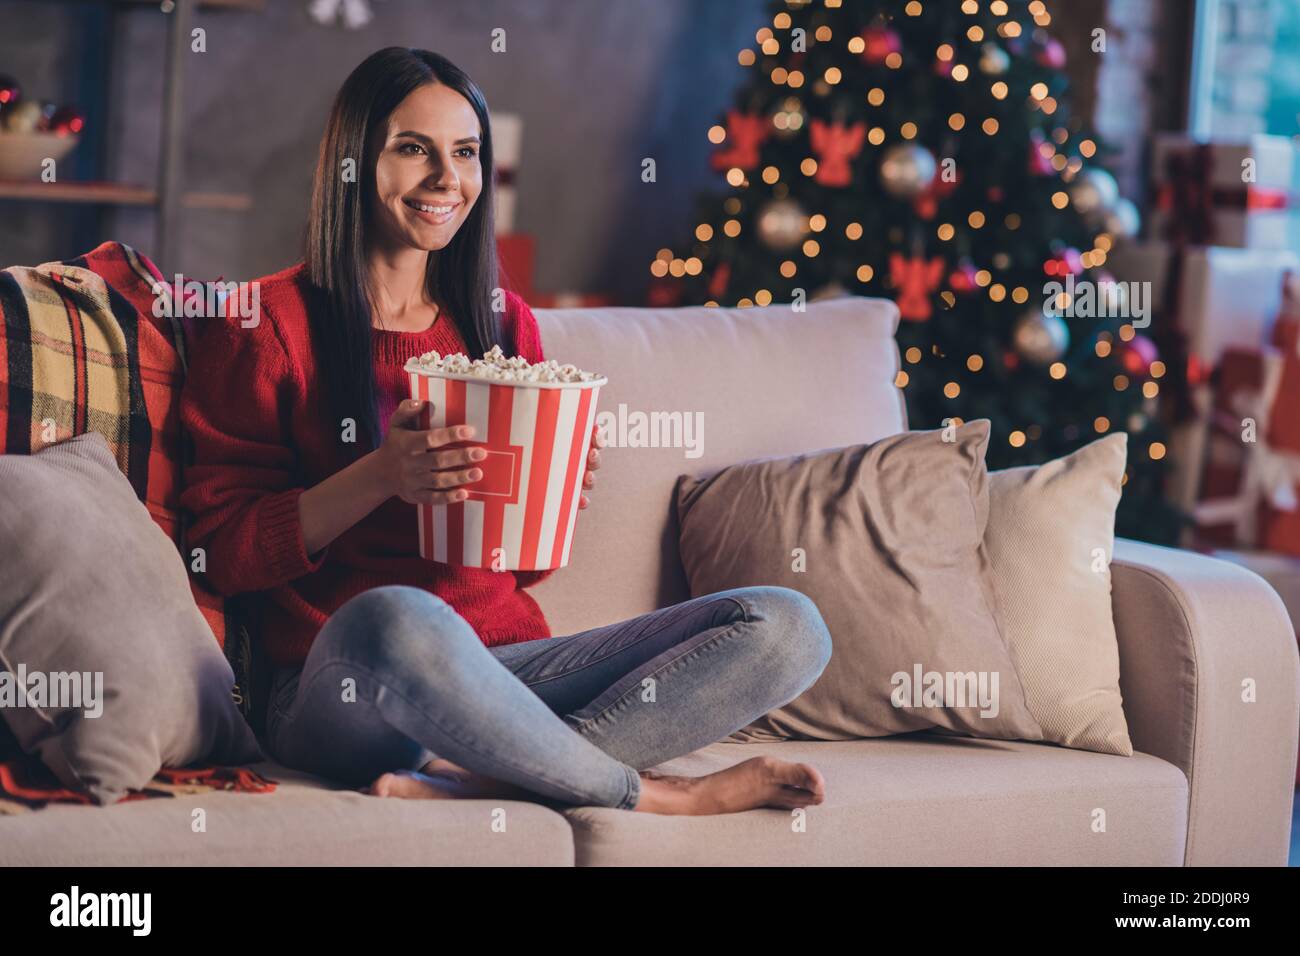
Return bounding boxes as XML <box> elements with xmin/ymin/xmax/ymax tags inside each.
<box><xmin>0</xmin><ymin>431</ymin><xmax>261</xmax><ymax>804</ymax></box>
<box><xmin>986</xmin><ymin>434</ymin><xmax>1135</xmax><ymax>756</ymax></box>
<box><xmin>0</xmin><ymin>241</ymin><xmax>237</xmax><ymax>653</ymax></box>
<box><xmin>564</xmin><ymin>737</ymin><xmax>1188</xmax><ymax>866</ymax></box>
<box><xmin>675</xmin><ymin>420</ymin><xmax>1043</xmax><ymax>743</ymax></box>
<box><xmin>528</xmin><ymin>296</ymin><xmax>906</xmax><ymax>637</ymax></box>
<box><xmin>0</xmin><ymin>761</ymin><xmax>574</xmax><ymax>865</ymax></box>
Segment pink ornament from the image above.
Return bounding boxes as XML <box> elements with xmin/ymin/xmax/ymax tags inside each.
<box><xmin>1027</xmin><ymin>129</ymin><xmax>1055</xmax><ymax>176</ymax></box>
<box><xmin>1036</xmin><ymin>38</ymin><xmax>1067</xmax><ymax>69</ymax></box>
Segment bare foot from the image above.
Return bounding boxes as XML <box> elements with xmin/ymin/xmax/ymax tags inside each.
<box><xmin>416</xmin><ymin>759</ymin><xmax>534</xmax><ymax>800</ymax></box>
<box><xmin>633</xmin><ymin>756</ymin><xmax>825</xmax><ymax>815</ymax></box>
<box><xmin>368</xmin><ymin>770</ymin><xmax>459</xmax><ymax>800</ymax></box>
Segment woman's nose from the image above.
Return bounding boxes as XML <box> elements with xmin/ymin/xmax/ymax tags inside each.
<box><xmin>426</xmin><ymin>157</ymin><xmax>459</xmax><ymax>191</ymax></box>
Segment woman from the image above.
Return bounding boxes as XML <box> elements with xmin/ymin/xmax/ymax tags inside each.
<box><xmin>180</xmin><ymin>47</ymin><xmax>832</xmax><ymax>815</ymax></box>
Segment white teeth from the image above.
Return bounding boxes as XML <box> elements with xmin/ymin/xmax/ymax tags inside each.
<box><xmin>409</xmin><ymin>200</ymin><xmax>454</xmax><ymax>215</ymax></box>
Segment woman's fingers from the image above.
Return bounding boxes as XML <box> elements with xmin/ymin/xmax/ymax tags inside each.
<box><xmin>420</xmin><ymin>423</ymin><xmax>476</xmax><ymax>451</ymax></box>
<box><xmin>414</xmin><ymin>445</ymin><xmax>486</xmax><ymax>470</ymax></box>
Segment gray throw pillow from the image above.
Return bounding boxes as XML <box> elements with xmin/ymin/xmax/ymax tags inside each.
<box><xmin>675</xmin><ymin>420</ymin><xmax>1044</xmax><ymax>743</ymax></box>
<box><xmin>0</xmin><ymin>432</ymin><xmax>262</xmax><ymax>804</ymax></box>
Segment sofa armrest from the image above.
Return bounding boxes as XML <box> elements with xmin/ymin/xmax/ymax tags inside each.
<box><xmin>1111</xmin><ymin>538</ymin><xmax>1299</xmax><ymax>865</ymax></box>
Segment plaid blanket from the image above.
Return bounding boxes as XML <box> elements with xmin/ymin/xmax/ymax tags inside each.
<box><xmin>0</xmin><ymin>760</ymin><xmax>277</xmax><ymax>814</ymax></box>
<box><xmin>0</xmin><ymin>241</ymin><xmax>249</xmax><ymax>684</ymax></box>
<box><xmin>0</xmin><ymin>242</ymin><xmax>186</xmax><ymax>531</ymax></box>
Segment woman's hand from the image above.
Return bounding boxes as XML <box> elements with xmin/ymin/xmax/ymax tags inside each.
<box><xmin>579</xmin><ymin>423</ymin><xmax>605</xmax><ymax>510</ymax></box>
<box><xmin>378</xmin><ymin>399</ymin><xmax>488</xmax><ymax>505</ymax></box>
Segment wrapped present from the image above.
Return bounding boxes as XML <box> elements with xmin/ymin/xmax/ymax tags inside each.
<box><xmin>1150</xmin><ymin>133</ymin><xmax>1300</xmax><ymax>250</ymax></box>
<box><xmin>1192</xmin><ymin>345</ymin><xmax>1298</xmax><ymax>547</ymax></box>
<box><xmin>1260</xmin><ymin>282</ymin><xmax>1300</xmax><ymax>557</ymax></box>
<box><xmin>1108</xmin><ymin>243</ymin><xmax>1298</xmax><ymax>364</ymax></box>
<box><xmin>1108</xmin><ymin>243</ymin><xmax>1299</xmax><ymax>512</ymax></box>
<box><xmin>492</xmin><ymin>112</ymin><xmax>522</xmax><ymax>235</ymax></box>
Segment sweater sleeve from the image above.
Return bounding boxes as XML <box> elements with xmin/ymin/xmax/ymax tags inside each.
<box><xmin>507</xmin><ymin>292</ymin><xmax>559</xmax><ymax>590</ymax></box>
<box><xmin>178</xmin><ymin>299</ymin><xmax>328</xmax><ymax>597</ymax></box>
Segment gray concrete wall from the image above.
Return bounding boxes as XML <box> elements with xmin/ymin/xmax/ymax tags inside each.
<box><xmin>2</xmin><ymin>0</ymin><xmax>768</xmax><ymax>301</ymax></box>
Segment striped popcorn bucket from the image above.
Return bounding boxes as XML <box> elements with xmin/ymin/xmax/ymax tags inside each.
<box><xmin>405</xmin><ymin>363</ymin><xmax>606</xmax><ymax>570</ymax></box>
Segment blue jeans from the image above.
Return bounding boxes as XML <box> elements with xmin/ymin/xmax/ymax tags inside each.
<box><xmin>263</xmin><ymin>584</ymin><xmax>832</xmax><ymax>810</ymax></box>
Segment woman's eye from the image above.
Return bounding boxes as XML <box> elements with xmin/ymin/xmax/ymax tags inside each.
<box><xmin>455</xmin><ymin>147</ymin><xmax>478</xmax><ymax>160</ymax></box>
<box><xmin>398</xmin><ymin>142</ymin><xmax>425</xmax><ymax>156</ymax></box>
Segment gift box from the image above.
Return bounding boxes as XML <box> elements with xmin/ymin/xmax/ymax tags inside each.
<box><xmin>405</xmin><ymin>362</ymin><xmax>605</xmax><ymax>571</ymax></box>
<box><xmin>1260</xmin><ymin>300</ymin><xmax>1300</xmax><ymax>557</ymax></box>
<box><xmin>1150</xmin><ymin>133</ymin><xmax>1300</xmax><ymax>250</ymax></box>
<box><xmin>492</xmin><ymin>112</ymin><xmax>522</xmax><ymax>235</ymax></box>
<box><xmin>1108</xmin><ymin>243</ymin><xmax>1298</xmax><ymax>363</ymax></box>
<box><xmin>1191</xmin><ymin>345</ymin><xmax>1295</xmax><ymax>548</ymax></box>
<box><xmin>1108</xmin><ymin>243</ymin><xmax>1299</xmax><ymax>511</ymax></box>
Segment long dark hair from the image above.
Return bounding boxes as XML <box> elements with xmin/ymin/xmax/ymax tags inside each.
<box><xmin>305</xmin><ymin>47</ymin><xmax>505</xmax><ymax>455</ymax></box>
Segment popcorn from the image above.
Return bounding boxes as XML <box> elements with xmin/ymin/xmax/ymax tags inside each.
<box><xmin>406</xmin><ymin>344</ymin><xmax>601</xmax><ymax>384</ymax></box>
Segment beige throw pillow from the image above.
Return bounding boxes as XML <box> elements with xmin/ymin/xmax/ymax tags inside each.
<box><xmin>986</xmin><ymin>433</ymin><xmax>1134</xmax><ymax>756</ymax></box>
<box><xmin>675</xmin><ymin>420</ymin><xmax>1044</xmax><ymax>743</ymax></box>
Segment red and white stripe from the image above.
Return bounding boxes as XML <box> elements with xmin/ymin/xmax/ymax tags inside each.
<box><xmin>408</xmin><ymin>371</ymin><xmax>601</xmax><ymax>570</ymax></box>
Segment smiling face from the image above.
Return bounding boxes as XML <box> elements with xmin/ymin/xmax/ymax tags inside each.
<box><xmin>369</xmin><ymin>82</ymin><xmax>483</xmax><ymax>253</ymax></box>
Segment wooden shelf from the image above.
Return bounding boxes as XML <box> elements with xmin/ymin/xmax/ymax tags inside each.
<box><xmin>0</xmin><ymin>179</ymin><xmax>252</xmax><ymax>211</ymax></box>
<box><xmin>31</xmin><ymin>1</ymin><xmax>267</xmax><ymax>9</ymax></box>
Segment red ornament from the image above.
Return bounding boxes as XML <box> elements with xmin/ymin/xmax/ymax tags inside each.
<box><xmin>708</xmin><ymin>260</ymin><xmax>732</xmax><ymax>301</ymax></box>
<box><xmin>860</xmin><ymin>27</ymin><xmax>901</xmax><ymax>66</ymax></box>
<box><xmin>0</xmin><ymin>74</ymin><xmax>19</xmax><ymax>107</ymax></box>
<box><xmin>890</xmin><ymin>253</ymin><xmax>946</xmax><ymax>321</ymax></box>
<box><xmin>809</xmin><ymin>118</ymin><xmax>866</xmax><ymax>187</ymax></box>
<box><xmin>48</xmin><ymin>105</ymin><xmax>84</xmax><ymax>136</ymax></box>
<box><xmin>949</xmin><ymin>260</ymin><xmax>979</xmax><ymax>293</ymax></box>
<box><xmin>709</xmin><ymin>110</ymin><xmax>769</xmax><ymax>172</ymax></box>
<box><xmin>1118</xmin><ymin>334</ymin><xmax>1159</xmax><ymax>378</ymax></box>
<box><xmin>1043</xmin><ymin>248</ymin><xmax>1084</xmax><ymax>276</ymax></box>
<box><xmin>933</xmin><ymin>57</ymin><xmax>954</xmax><ymax>79</ymax></box>
<box><xmin>1036</xmin><ymin>38</ymin><xmax>1067</xmax><ymax>69</ymax></box>
<box><xmin>913</xmin><ymin>170</ymin><xmax>960</xmax><ymax>220</ymax></box>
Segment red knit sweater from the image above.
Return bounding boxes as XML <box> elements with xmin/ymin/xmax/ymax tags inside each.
<box><xmin>179</xmin><ymin>261</ymin><xmax>556</xmax><ymax>669</ymax></box>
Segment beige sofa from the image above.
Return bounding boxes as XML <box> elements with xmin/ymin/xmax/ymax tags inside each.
<box><xmin>3</xmin><ymin>296</ymin><xmax>1297</xmax><ymax>866</ymax></box>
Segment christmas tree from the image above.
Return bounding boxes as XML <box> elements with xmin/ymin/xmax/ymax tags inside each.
<box><xmin>653</xmin><ymin>0</ymin><xmax>1182</xmax><ymax>544</ymax></box>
